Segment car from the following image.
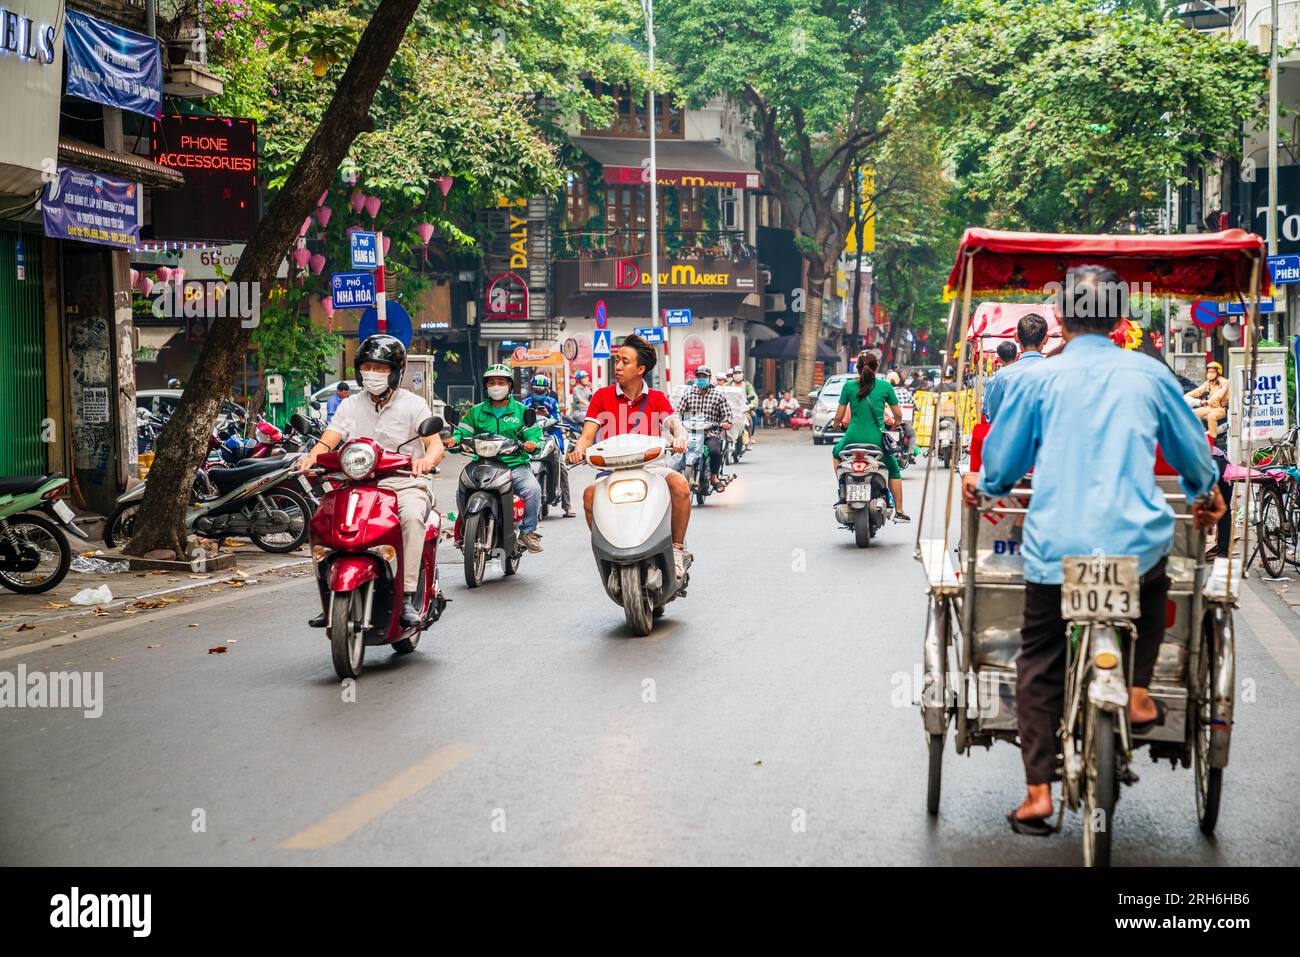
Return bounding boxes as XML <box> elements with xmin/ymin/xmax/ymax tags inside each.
<box><xmin>809</xmin><ymin>374</ymin><xmax>854</xmax><ymax>445</ymax></box>
<box><xmin>311</xmin><ymin>381</ymin><xmax>361</xmax><ymax>419</ymax></box>
<box><xmin>136</xmin><ymin>390</ymin><xmax>247</xmax><ymax>433</ymax></box>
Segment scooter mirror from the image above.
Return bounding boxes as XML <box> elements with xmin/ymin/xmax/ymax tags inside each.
<box><xmin>444</xmin><ymin>407</ymin><xmax>461</xmax><ymax>426</ymax></box>
<box><xmin>523</xmin><ymin>408</ymin><xmax>537</xmax><ymax>427</ymax></box>
<box><xmin>289</xmin><ymin>413</ymin><xmax>313</xmax><ymax>435</ymax></box>
<box><xmin>417</xmin><ymin>415</ymin><xmax>444</xmax><ymax>437</ymax></box>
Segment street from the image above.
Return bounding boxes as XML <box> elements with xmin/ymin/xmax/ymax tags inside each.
<box><xmin>3</xmin><ymin>430</ymin><xmax>1298</xmax><ymax>866</ymax></box>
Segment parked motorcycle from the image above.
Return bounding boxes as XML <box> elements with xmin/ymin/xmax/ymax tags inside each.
<box><xmin>935</xmin><ymin>415</ymin><xmax>959</xmax><ymax>468</ymax></box>
<box><xmin>584</xmin><ymin>433</ymin><xmax>689</xmax><ymax>635</ymax></box>
<box><xmin>673</xmin><ymin>417</ymin><xmax>733</xmax><ymax>506</ymax></box>
<box><xmin>833</xmin><ymin>444</ymin><xmax>893</xmax><ymax>548</ymax></box>
<box><xmin>307</xmin><ymin>416</ymin><xmax>447</xmax><ymax>680</ymax></box>
<box><xmin>0</xmin><ymin>474</ymin><xmax>90</xmax><ymax>594</ymax></box>
<box><xmin>105</xmin><ymin>454</ymin><xmax>312</xmax><ymax>554</ymax></box>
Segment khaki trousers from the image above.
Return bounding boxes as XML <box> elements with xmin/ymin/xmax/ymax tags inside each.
<box><xmin>392</xmin><ymin>485</ymin><xmax>433</xmax><ymax>593</ymax></box>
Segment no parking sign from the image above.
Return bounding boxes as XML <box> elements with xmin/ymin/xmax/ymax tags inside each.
<box><xmin>1190</xmin><ymin>299</ymin><xmax>1222</xmax><ymax>331</ymax></box>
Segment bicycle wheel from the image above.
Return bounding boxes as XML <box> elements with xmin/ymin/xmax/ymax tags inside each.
<box><xmin>1257</xmin><ymin>484</ymin><xmax>1288</xmax><ymax>578</ymax></box>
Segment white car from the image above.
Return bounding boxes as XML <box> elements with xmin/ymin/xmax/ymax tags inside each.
<box><xmin>810</xmin><ymin>374</ymin><xmax>853</xmax><ymax>445</ymax></box>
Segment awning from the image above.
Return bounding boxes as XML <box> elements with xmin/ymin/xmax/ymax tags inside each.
<box><xmin>573</xmin><ymin>137</ymin><xmax>761</xmax><ymax>190</ymax></box>
<box><xmin>750</xmin><ymin>334</ymin><xmax>840</xmax><ymax>363</ymax></box>
<box><xmin>59</xmin><ymin>136</ymin><xmax>186</xmax><ymax>190</ymax></box>
<box><xmin>508</xmin><ymin>350</ymin><xmax>565</xmax><ymax>368</ymax></box>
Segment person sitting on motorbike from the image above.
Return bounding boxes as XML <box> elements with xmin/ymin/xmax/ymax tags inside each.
<box><xmin>982</xmin><ymin>312</ymin><xmax>1049</xmax><ymax>424</ymax></box>
<box><xmin>568</xmin><ymin>370</ymin><xmax>592</xmax><ymax>428</ymax></box>
<box><xmin>1188</xmin><ymin>360</ymin><xmax>1229</xmax><ymax>437</ymax></box>
<box><xmin>521</xmin><ymin>374</ymin><xmax>574</xmax><ymax>518</ymax></box>
<box><xmin>445</xmin><ymin>365</ymin><xmax>546</xmax><ymax>553</ymax></box>
<box><xmin>963</xmin><ymin>264</ymin><xmax>1225</xmax><ymax>837</ymax></box>
<box><xmin>832</xmin><ymin>351</ymin><xmax>909</xmax><ymax>523</ymax></box>
<box><xmin>675</xmin><ymin>365</ymin><xmax>734</xmax><ymax>491</ymax></box>
<box><xmin>567</xmin><ymin>335</ymin><xmax>693</xmax><ymax>579</ymax></box>
<box><xmin>884</xmin><ymin>369</ymin><xmax>916</xmax><ymax>454</ymax></box>
<box><xmin>730</xmin><ymin>366</ymin><xmax>758</xmax><ymax>446</ymax></box>
<box><xmin>298</xmin><ymin>334</ymin><xmax>445</xmax><ymax>628</ymax></box>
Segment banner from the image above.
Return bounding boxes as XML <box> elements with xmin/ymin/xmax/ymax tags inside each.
<box><xmin>42</xmin><ymin>167</ymin><xmax>141</xmax><ymax>248</ymax></box>
<box><xmin>64</xmin><ymin>9</ymin><xmax>162</xmax><ymax>117</ymax></box>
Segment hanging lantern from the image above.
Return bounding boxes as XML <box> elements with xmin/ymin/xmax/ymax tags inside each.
<box><xmin>316</xmin><ymin>205</ymin><xmax>333</xmax><ymax>228</ymax></box>
<box><xmin>317</xmin><ymin>190</ymin><xmax>328</xmax><ymax>207</ymax></box>
<box><xmin>436</xmin><ymin>176</ymin><xmax>454</xmax><ymax>197</ymax></box>
<box><xmin>173</xmin><ymin>266</ymin><xmax>185</xmax><ymax>285</ymax></box>
<box><xmin>321</xmin><ymin>296</ymin><xmax>336</xmax><ymax>319</ymax></box>
<box><xmin>139</xmin><ymin>276</ymin><xmax>154</xmax><ymax>297</ymax></box>
<box><xmin>129</xmin><ymin>268</ymin><xmax>139</xmax><ymax>289</ymax></box>
<box><xmin>299</xmin><ymin>217</ymin><xmax>312</xmax><ymax>237</ymax></box>
<box><xmin>156</xmin><ymin>266</ymin><xmax>172</xmax><ymax>282</ymax></box>
<box><xmin>309</xmin><ymin>253</ymin><xmax>326</xmax><ymax>275</ymax></box>
<box><xmin>364</xmin><ymin>195</ymin><xmax>381</xmax><ymax>219</ymax></box>
<box><xmin>381</xmin><ymin>236</ymin><xmax>391</xmax><ymax>258</ymax></box>
<box><xmin>292</xmin><ymin>247</ymin><xmax>311</xmax><ymax>270</ymax></box>
<box><xmin>350</xmin><ymin>191</ymin><xmax>365</xmax><ymax>214</ymax></box>
<box><xmin>417</xmin><ymin>223</ymin><xmax>435</xmax><ymax>245</ymax></box>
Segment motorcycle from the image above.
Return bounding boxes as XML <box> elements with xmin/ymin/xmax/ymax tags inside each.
<box><xmin>887</xmin><ymin>428</ymin><xmax>915</xmax><ymax>470</ymax></box>
<box><xmin>732</xmin><ymin>412</ymin><xmax>754</xmax><ymax>463</ymax></box>
<box><xmin>307</xmin><ymin>416</ymin><xmax>447</xmax><ymax>680</ymax></box>
<box><xmin>673</xmin><ymin>417</ymin><xmax>733</xmax><ymax>506</ymax></box>
<box><xmin>105</xmin><ymin>453</ymin><xmax>312</xmax><ymax>554</ymax></box>
<box><xmin>585</xmin><ymin>432</ymin><xmax>689</xmax><ymax>636</ymax></box>
<box><xmin>529</xmin><ymin>414</ymin><xmax>571</xmax><ymax>519</ymax></box>
<box><xmin>833</xmin><ymin>443</ymin><xmax>893</xmax><ymax>548</ymax></box>
<box><xmin>0</xmin><ymin>474</ymin><xmax>90</xmax><ymax>594</ymax></box>
<box><xmin>935</xmin><ymin>415</ymin><xmax>959</xmax><ymax>468</ymax></box>
<box><xmin>450</xmin><ymin>408</ymin><xmax>538</xmax><ymax>588</ymax></box>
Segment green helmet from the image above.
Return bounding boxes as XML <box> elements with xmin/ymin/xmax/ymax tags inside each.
<box><xmin>484</xmin><ymin>363</ymin><xmax>512</xmax><ymax>382</ymax></box>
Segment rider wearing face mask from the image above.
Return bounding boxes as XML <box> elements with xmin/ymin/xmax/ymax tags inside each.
<box><xmin>674</xmin><ymin>365</ymin><xmax>732</xmax><ymax>490</ymax></box>
<box><xmin>298</xmin><ymin>335</ymin><xmax>444</xmax><ymax>628</ymax></box>
<box><xmin>730</xmin><ymin>366</ymin><xmax>758</xmax><ymax>447</ymax></box>
<box><xmin>445</xmin><ymin>365</ymin><xmax>546</xmax><ymax>552</ymax></box>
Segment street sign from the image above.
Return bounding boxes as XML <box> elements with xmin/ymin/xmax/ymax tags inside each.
<box><xmin>358</xmin><ymin>300</ymin><xmax>412</xmax><ymax>347</ymax></box>
<box><xmin>594</xmin><ymin>300</ymin><xmax>608</xmax><ymax>330</ymax></box>
<box><xmin>1220</xmin><ymin>299</ymin><xmax>1280</xmax><ymax>315</ymax></box>
<box><xmin>593</xmin><ymin>328</ymin><xmax>612</xmax><ymax>358</ymax></box>
<box><xmin>634</xmin><ymin>326</ymin><xmax>665</xmax><ymax>344</ymax></box>
<box><xmin>665</xmin><ymin>308</ymin><xmax>691</xmax><ymax>326</ymax></box>
<box><xmin>350</xmin><ymin>230</ymin><xmax>379</xmax><ymax>270</ymax></box>
<box><xmin>1190</xmin><ymin>299</ymin><xmax>1222</xmax><ymax>330</ymax></box>
<box><xmin>330</xmin><ymin>271</ymin><xmax>375</xmax><ymax>309</ymax></box>
<box><xmin>1269</xmin><ymin>254</ymin><xmax>1300</xmax><ymax>285</ymax></box>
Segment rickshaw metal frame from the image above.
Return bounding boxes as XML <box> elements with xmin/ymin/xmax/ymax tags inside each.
<box><xmin>914</xmin><ymin>228</ymin><xmax>1266</xmax><ymax>858</ymax></box>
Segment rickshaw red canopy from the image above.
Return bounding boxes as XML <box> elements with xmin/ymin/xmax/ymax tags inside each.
<box><xmin>944</xmin><ymin>228</ymin><xmax>1269</xmax><ymax>301</ymax></box>
<box><xmin>967</xmin><ymin>301</ymin><xmax>1063</xmax><ymax>348</ymax></box>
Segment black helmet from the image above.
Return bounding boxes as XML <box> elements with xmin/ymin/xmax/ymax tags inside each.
<box><xmin>354</xmin><ymin>334</ymin><xmax>407</xmax><ymax>395</ymax></box>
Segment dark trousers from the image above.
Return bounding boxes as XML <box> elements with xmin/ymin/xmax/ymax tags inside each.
<box><xmin>1017</xmin><ymin>558</ymin><xmax>1169</xmax><ymax>785</ymax></box>
<box><xmin>705</xmin><ymin>435</ymin><xmax>725</xmax><ymax>477</ymax></box>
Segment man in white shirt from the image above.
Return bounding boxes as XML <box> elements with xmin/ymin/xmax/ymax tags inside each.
<box><xmin>298</xmin><ymin>335</ymin><xmax>444</xmax><ymax>627</ymax></box>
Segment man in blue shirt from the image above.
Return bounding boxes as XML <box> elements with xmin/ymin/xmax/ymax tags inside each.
<box><xmin>325</xmin><ymin>381</ymin><xmax>350</xmax><ymax>419</ymax></box>
<box><xmin>962</xmin><ymin>265</ymin><xmax>1224</xmax><ymax>836</ymax></box>
<box><xmin>982</xmin><ymin>312</ymin><xmax>1049</xmax><ymax>423</ymax></box>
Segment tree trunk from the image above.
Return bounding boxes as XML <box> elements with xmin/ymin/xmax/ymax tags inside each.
<box><xmin>794</xmin><ymin>256</ymin><xmax>830</xmax><ymax>400</ymax></box>
<box><xmin>124</xmin><ymin>0</ymin><xmax>425</xmax><ymax>556</ymax></box>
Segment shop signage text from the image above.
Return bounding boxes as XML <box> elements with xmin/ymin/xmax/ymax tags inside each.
<box><xmin>604</xmin><ymin>167</ymin><xmax>760</xmax><ymax>190</ymax></box>
<box><xmin>0</xmin><ymin>4</ymin><xmax>57</xmax><ymax>64</ymax></box>
<box><xmin>64</xmin><ymin>10</ymin><xmax>162</xmax><ymax>118</ymax></box>
<box><xmin>41</xmin><ymin>166</ymin><xmax>140</xmax><ymax>248</ymax></box>
<box><xmin>150</xmin><ymin>115</ymin><xmax>258</xmax><ymax>242</ymax></box>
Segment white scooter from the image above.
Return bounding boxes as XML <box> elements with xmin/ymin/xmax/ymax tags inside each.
<box><xmin>586</xmin><ymin>433</ymin><xmax>690</xmax><ymax>636</ymax></box>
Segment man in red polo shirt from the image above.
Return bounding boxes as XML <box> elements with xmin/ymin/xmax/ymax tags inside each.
<box><xmin>568</xmin><ymin>335</ymin><xmax>693</xmax><ymax>578</ymax></box>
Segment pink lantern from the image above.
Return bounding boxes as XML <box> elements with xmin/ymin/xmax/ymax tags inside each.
<box><xmin>129</xmin><ymin>268</ymin><xmax>139</xmax><ymax>289</ymax></box>
<box><xmin>156</xmin><ymin>266</ymin><xmax>172</xmax><ymax>282</ymax></box>
<box><xmin>316</xmin><ymin>205</ymin><xmax>333</xmax><ymax>228</ymax></box>
<box><xmin>350</xmin><ymin>191</ymin><xmax>365</xmax><ymax>214</ymax></box>
<box><xmin>436</xmin><ymin>176</ymin><xmax>454</xmax><ymax>197</ymax></box>
<box><xmin>309</xmin><ymin>253</ymin><xmax>326</xmax><ymax>275</ymax></box>
<box><xmin>382</xmin><ymin>236</ymin><xmax>391</xmax><ymax>257</ymax></box>
<box><xmin>317</xmin><ymin>190</ymin><xmax>328</xmax><ymax>207</ymax></box>
<box><xmin>364</xmin><ymin>195</ymin><xmax>381</xmax><ymax>219</ymax></box>
<box><xmin>172</xmin><ymin>266</ymin><xmax>185</xmax><ymax>284</ymax></box>
<box><xmin>321</xmin><ymin>296</ymin><xmax>335</xmax><ymax>319</ymax></box>
<box><xmin>417</xmin><ymin>223</ymin><xmax>435</xmax><ymax>245</ymax></box>
<box><xmin>292</xmin><ymin>247</ymin><xmax>311</xmax><ymax>269</ymax></box>
<box><xmin>299</xmin><ymin>217</ymin><xmax>312</xmax><ymax>237</ymax></box>
<box><xmin>139</xmin><ymin>276</ymin><xmax>154</xmax><ymax>296</ymax></box>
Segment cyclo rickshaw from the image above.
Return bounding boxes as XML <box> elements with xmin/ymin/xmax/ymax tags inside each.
<box><xmin>915</xmin><ymin>229</ymin><xmax>1264</xmax><ymax>866</ymax></box>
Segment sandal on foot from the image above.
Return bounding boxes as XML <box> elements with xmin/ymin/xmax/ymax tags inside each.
<box><xmin>1130</xmin><ymin>698</ymin><xmax>1168</xmax><ymax>736</ymax></box>
<box><xmin>1007</xmin><ymin>810</ymin><xmax>1054</xmax><ymax>837</ymax></box>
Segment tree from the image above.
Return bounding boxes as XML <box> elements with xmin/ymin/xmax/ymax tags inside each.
<box><xmin>656</xmin><ymin>0</ymin><xmax>944</xmax><ymax>398</ymax></box>
<box><xmin>887</xmin><ymin>0</ymin><xmax>1268</xmax><ymax>232</ymax></box>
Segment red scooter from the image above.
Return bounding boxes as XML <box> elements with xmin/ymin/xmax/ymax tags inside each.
<box><xmin>308</xmin><ymin>416</ymin><xmax>446</xmax><ymax>679</ymax></box>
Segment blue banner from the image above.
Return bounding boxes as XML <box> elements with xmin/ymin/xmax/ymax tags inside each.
<box><xmin>64</xmin><ymin>10</ymin><xmax>163</xmax><ymax>118</ymax></box>
<box><xmin>42</xmin><ymin>167</ymin><xmax>141</xmax><ymax>248</ymax></box>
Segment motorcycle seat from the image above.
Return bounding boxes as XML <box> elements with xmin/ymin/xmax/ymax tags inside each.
<box><xmin>209</xmin><ymin>458</ymin><xmax>286</xmax><ymax>492</ymax></box>
<box><xmin>838</xmin><ymin>443</ymin><xmax>882</xmax><ymax>457</ymax></box>
<box><xmin>0</xmin><ymin>474</ymin><xmax>55</xmax><ymax>495</ymax></box>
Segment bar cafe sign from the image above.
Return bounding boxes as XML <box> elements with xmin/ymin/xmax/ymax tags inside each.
<box><xmin>579</xmin><ymin>257</ymin><xmax>756</xmax><ymax>292</ymax></box>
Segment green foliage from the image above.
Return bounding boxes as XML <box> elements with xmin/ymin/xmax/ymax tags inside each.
<box><xmin>253</xmin><ymin>286</ymin><xmax>342</xmax><ymax>376</ymax></box>
<box><xmin>888</xmin><ymin>0</ymin><xmax>1268</xmax><ymax>231</ymax></box>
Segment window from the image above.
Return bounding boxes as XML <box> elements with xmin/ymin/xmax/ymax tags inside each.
<box><xmin>564</xmin><ymin>169</ymin><xmax>588</xmax><ymax>230</ymax></box>
<box><xmin>583</xmin><ymin>80</ymin><xmax>683</xmax><ymax>139</ymax></box>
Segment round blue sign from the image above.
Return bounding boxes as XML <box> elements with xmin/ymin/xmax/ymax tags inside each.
<box><xmin>357</xmin><ymin>301</ymin><xmax>413</xmax><ymax>347</ymax></box>
<box><xmin>1190</xmin><ymin>299</ymin><xmax>1222</xmax><ymax>331</ymax></box>
<box><xmin>595</xmin><ymin>300</ymin><xmax>608</xmax><ymax>330</ymax></box>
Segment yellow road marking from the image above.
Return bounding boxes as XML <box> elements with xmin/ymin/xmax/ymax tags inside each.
<box><xmin>280</xmin><ymin>742</ymin><xmax>478</xmax><ymax>850</ymax></box>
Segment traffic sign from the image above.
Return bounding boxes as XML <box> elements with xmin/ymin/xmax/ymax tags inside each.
<box><xmin>350</xmin><ymin>230</ymin><xmax>379</xmax><ymax>270</ymax></box>
<box><xmin>1190</xmin><ymin>299</ymin><xmax>1222</xmax><ymax>330</ymax></box>
<box><xmin>665</xmin><ymin>308</ymin><xmax>692</xmax><ymax>326</ymax></box>
<box><xmin>634</xmin><ymin>326</ymin><xmax>665</xmax><ymax>344</ymax></box>
<box><xmin>1269</xmin><ymin>254</ymin><xmax>1300</xmax><ymax>285</ymax></box>
<box><xmin>1220</xmin><ymin>299</ymin><xmax>1279</xmax><ymax>315</ymax></box>
<box><xmin>330</xmin><ymin>271</ymin><xmax>376</xmax><ymax>308</ymax></box>
<box><xmin>594</xmin><ymin>300</ymin><xmax>608</xmax><ymax>330</ymax></box>
<box><xmin>358</xmin><ymin>300</ymin><xmax>412</xmax><ymax>347</ymax></box>
<box><xmin>593</xmin><ymin>328</ymin><xmax>612</xmax><ymax>358</ymax></box>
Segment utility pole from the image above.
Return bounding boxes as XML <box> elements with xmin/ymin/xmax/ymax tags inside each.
<box><xmin>641</xmin><ymin>0</ymin><xmax>661</xmax><ymax>380</ymax></box>
<box><xmin>1269</xmin><ymin>0</ymin><xmax>1279</xmax><ymax>341</ymax></box>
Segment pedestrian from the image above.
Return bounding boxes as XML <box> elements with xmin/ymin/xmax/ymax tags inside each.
<box><xmin>326</xmin><ymin>380</ymin><xmax>351</xmax><ymax>419</ymax></box>
<box><xmin>777</xmin><ymin>390</ymin><xmax>800</xmax><ymax>428</ymax></box>
<box><xmin>761</xmin><ymin>392</ymin><xmax>777</xmax><ymax>429</ymax></box>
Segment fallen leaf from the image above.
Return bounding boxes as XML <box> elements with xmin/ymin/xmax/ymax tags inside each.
<box><xmin>227</xmin><ymin>639</ymin><xmax>237</xmax><ymax>644</ymax></box>
<box><xmin>752</xmin><ymin>759</ymin><xmax>763</xmax><ymax>766</ymax></box>
<box><xmin>42</xmin><ymin>602</ymin><xmax>69</xmax><ymax>609</ymax></box>
<box><xmin>223</xmin><ymin>539</ymin><xmax>245</xmax><ymax>548</ymax></box>
<box><xmin>189</xmin><ymin>575</ymin><xmax>211</xmax><ymax>580</ymax></box>
<box><xmin>147</xmin><ymin>644</ymin><xmax>160</xmax><ymax>649</ymax></box>
<box><xmin>231</xmin><ymin>570</ymin><xmax>249</xmax><ymax>580</ymax></box>
<box><xmin>189</xmin><ymin>623</ymin><xmax>200</xmax><ymax>628</ymax></box>
<box><xmin>227</xmin><ymin>581</ymin><xmax>245</xmax><ymax>589</ymax></box>
<box><xmin>207</xmin><ymin>645</ymin><xmax>227</xmax><ymax>654</ymax></box>
<box><xmin>17</xmin><ymin>623</ymin><xmax>37</xmax><ymax>632</ymax></box>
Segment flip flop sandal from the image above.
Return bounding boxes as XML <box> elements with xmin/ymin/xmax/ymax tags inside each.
<box><xmin>1130</xmin><ymin>698</ymin><xmax>1168</xmax><ymax>736</ymax></box>
<box><xmin>1006</xmin><ymin>811</ymin><xmax>1054</xmax><ymax>837</ymax></box>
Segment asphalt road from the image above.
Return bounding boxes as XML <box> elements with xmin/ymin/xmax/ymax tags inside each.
<box><xmin>2</xmin><ymin>430</ymin><xmax>1299</xmax><ymax>866</ymax></box>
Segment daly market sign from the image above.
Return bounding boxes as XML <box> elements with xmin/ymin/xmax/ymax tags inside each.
<box><xmin>579</xmin><ymin>257</ymin><xmax>756</xmax><ymax>292</ymax></box>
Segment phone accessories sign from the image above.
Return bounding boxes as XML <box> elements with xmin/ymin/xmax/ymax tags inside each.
<box><xmin>150</xmin><ymin>115</ymin><xmax>259</xmax><ymax>242</ymax></box>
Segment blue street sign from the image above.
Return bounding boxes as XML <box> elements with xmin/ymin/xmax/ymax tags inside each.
<box><xmin>1219</xmin><ymin>299</ymin><xmax>1279</xmax><ymax>315</ymax></box>
<box><xmin>350</xmin><ymin>231</ymin><xmax>379</xmax><ymax>270</ymax></box>
<box><xmin>1269</xmin><ymin>254</ymin><xmax>1300</xmax><ymax>285</ymax></box>
<box><xmin>595</xmin><ymin>300</ymin><xmax>608</xmax><ymax>330</ymax></box>
<box><xmin>358</xmin><ymin>301</ymin><xmax>412</xmax><ymax>347</ymax></box>
<box><xmin>1190</xmin><ymin>299</ymin><xmax>1221</xmax><ymax>330</ymax></box>
<box><xmin>330</xmin><ymin>271</ymin><xmax>376</xmax><ymax>309</ymax></box>
<box><xmin>634</xmin><ymin>326</ymin><xmax>665</xmax><ymax>344</ymax></box>
<box><xmin>593</xmin><ymin>328</ymin><xmax>612</xmax><ymax>358</ymax></box>
<box><xmin>665</xmin><ymin>308</ymin><xmax>692</xmax><ymax>326</ymax></box>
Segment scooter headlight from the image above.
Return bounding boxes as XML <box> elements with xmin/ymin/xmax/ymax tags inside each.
<box><xmin>608</xmin><ymin>478</ymin><xmax>648</xmax><ymax>504</ymax></box>
<box><xmin>340</xmin><ymin>442</ymin><xmax>377</xmax><ymax>480</ymax></box>
<box><xmin>473</xmin><ymin>438</ymin><xmax>505</xmax><ymax>458</ymax></box>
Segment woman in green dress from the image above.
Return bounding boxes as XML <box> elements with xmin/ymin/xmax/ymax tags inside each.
<box><xmin>831</xmin><ymin>351</ymin><xmax>909</xmax><ymax>522</ymax></box>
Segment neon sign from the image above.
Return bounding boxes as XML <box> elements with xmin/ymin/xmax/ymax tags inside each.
<box><xmin>0</xmin><ymin>4</ymin><xmax>57</xmax><ymax>64</ymax></box>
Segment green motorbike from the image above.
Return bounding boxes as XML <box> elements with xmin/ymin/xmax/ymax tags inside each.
<box><xmin>0</xmin><ymin>474</ymin><xmax>90</xmax><ymax>594</ymax></box>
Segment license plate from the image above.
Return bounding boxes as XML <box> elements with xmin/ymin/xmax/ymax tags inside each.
<box><xmin>1061</xmin><ymin>555</ymin><xmax>1139</xmax><ymax>620</ymax></box>
<box><xmin>299</xmin><ymin>475</ymin><xmax>315</xmax><ymax>494</ymax></box>
<box><xmin>846</xmin><ymin>482</ymin><xmax>872</xmax><ymax>502</ymax></box>
<box><xmin>53</xmin><ymin>500</ymin><xmax>76</xmax><ymax>522</ymax></box>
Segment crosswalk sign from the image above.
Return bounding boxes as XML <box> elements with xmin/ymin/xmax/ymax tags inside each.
<box><xmin>593</xmin><ymin>328</ymin><xmax>612</xmax><ymax>358</ymax></box>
